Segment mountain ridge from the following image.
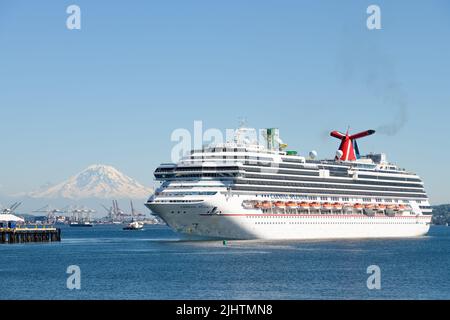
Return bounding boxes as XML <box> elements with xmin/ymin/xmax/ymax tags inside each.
<box><xmin>27</xmin><ymin>164</ymin><xmax>152</xmax><ymax>200</ymax></box>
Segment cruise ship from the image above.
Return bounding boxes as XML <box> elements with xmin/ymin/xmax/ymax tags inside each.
<box><xmin>145</xmin><ymin>126</ymin><xmax>433</xmax><ymax>240</ymax></box>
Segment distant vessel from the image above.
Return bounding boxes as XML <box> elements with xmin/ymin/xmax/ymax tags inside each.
<box><xmin>146</xmin><ymin>125</ymin><xmax>433</xmax><ymax>240</ymax></box>
<box><xmin>70</xmin><ymin>221</ymin><xmax>93</xmax><ymax>228</ymax></box>
<box><xmin>123</xmin><ymin>201</ymin><xmax>144</xmax><ymax>230</ymax></box>
<box><xmin>68</xmin><ymin>207</ymin><xmax>95</xmax><ymax>227</ymax></box>
<box><xmin>123</xmin><ymin>221</ymin><xmax>144</xmax><ymax>230</ymax></box>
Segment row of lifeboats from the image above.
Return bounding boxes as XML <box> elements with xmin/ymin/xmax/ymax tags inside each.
<box><xmin>248</xmin><ymin>201</ymin><xmax>409</xmax><ymax>211</ymax></box>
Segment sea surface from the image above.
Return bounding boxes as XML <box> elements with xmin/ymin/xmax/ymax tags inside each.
<box><xmin>1</xmin><ymin>225</ymin><xmax>449</xmax><ymax>300</ymax></box>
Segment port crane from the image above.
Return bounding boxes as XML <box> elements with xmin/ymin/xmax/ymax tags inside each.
<box><xmin>71</xmin><ymin>206</ymin><xmax>96</xmax><ymax>223</ymax></box>
<box><xmin>1</xmin><ymin>202</ymin><xmax>22</xmax><ymax>215</ymax></box>
<box><xmin>130</xmin><ymin>200</ymin><xmax>145</xmax><ymax>219</ymax></box>
<box><xmin>32</xmin><ymin>205</ymin><xmax>64</xmax><ymax>223</ymax></box>
<box><xmin>101</xmin><ymin>200</ymin><xmax>145</xmax><ymax>223</ymax></box>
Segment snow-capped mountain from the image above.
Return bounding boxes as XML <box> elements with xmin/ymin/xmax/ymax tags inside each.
<box><xmin>28</xmin><ymin>165</ymin><xmax>152</xmax><ymax>200</ymax></box>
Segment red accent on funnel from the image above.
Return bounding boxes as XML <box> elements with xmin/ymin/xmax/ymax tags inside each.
<box><xmin>330</xmin><ymin>129</ymin><xmax>375</xmax><ymax>161</ymax></box>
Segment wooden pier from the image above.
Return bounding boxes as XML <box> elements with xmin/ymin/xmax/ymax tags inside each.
<box><xmin>0</xmin><ymin>227</ymin><xmax>61</xmax><ymax>244</ymax></box>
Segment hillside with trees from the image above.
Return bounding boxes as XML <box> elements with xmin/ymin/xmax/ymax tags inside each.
<box><xmin>432</xmin><ymin>204</ymin><xmax>450</xmax><ymax>225</ymax></box>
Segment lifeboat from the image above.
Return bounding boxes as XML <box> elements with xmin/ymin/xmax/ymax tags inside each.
<box><xmin>253</xmin><ymin>202</ymin><xmax>262</xmax><ymax>209</ymax></box>
<box><xmin>299</xmin><ymin>202</ymin><xmax>310</xmax><ymax>209</ymax></box>
<box><xmin>354</xmin><ymin>203</ymin><xmax>364</xmax><ymax>210</ymax></box>
<box><xmin>333</xmin><ymin>202</ymin><xmax>343</xmax><ymax>210</ymax></box>
<box><xmin>261</xmin><ymin>201</ymin><xmax>272</xmax><ymax>209</ymax></box>
<box><xmin>286</xmin><ymin>201</ymin><xmax>298</xmax><ymax>208</ymax></box>
<box><xmin>343</xmin><ymin>203</ymin><xmax>353</xmax><ymax>211</ymax></box>
<box><xmin>386</xmin><ymin>204</ymin><xmax>396</xmax><ymax>210</ymax></box>
<box><xmin>398</xmin><ymin>204</ymin><xmax>407</xmax><ymax>211</ymax></box>
<box><xmin>385</xmin><ymin>204</ymin><xmax>397</xmax><ymax>217</ymax></box>
<box><xmin>377</xmin><ymin>204</ymin><xmax>387</xmax><ymax>210</ymax></box>
<box><xmin>274</xmin><ymin>201</ymin><xmax>286</xmax><ymax>209</ymax></box>
<box><xmin>363</xmin><ymin>203</ymin><xmax>376</xmax><ymax>216</ymax></box>
<box><xmin>323</xmin><ymin>202</ymin><xmax>333</xmax><ymax>210</ymax></box>
<box><xmin>310</xmin><ymin>202</ymin><xmax>321</xmax><ymax>210</ymax></box>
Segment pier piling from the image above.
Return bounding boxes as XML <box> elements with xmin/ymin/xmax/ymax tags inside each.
<box><xmin>0</xmin><ymin>227</ymin><xmax>61</xmax><ymax>244</ymax></box>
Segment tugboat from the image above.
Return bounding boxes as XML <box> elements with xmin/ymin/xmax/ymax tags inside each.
<box><xmin>123</xmin><ymin>201</ymin><xmax>144</xmax><ymax>231</ymax></box>
<box><xmin>123</xmin><ymin>220</ymin><xmax>144</xmax><ymax>230</ymax></box>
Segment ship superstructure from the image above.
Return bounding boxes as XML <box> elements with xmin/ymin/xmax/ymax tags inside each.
<box><xmin>145</xmin><ymin>126</ymin><xmax>432</xmax><ymax>240</ymax></box>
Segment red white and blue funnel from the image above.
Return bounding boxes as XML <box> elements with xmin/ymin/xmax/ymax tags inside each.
<box><xmin>330</xmin><ymin>129</ymin><xmax>375</xmax><ymax>161</ymax></box>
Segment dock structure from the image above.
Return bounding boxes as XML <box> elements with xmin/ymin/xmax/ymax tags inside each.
<box><xmin>0</xmin><ymin>226</ymin><xmax>61</xmax><ymax>244</ymax></box>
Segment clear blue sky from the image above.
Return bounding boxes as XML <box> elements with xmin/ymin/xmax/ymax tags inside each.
<box><xmin>0</xmin><ymin>0</ymin><xmax>449</xmax><ymax>204</ymax></box>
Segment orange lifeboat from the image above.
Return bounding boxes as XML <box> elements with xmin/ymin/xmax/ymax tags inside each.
<box><xmin>323</xmin><ymin>202</ymin><xmax>333</xmax><ymax>210</ymax></box>
<box><xmin>398</xmin><ymin>204</ymin><xmax>407</xmax><ymax>211</ymax></box>
<box><xmin>378</xmin><ymin>204</ymin><xmax>387</xmax><ymax>210</ymax></box>
<box><xmin>333</xmin><ymin>202</ymin><xmax>343</xmax><ymax>210</ymax></box>
<box><xmin>261</xmin><ymin>201</ymin><xmax>272</xmax><ymax>209</ymax></box>
<box><xmin>386</xmin><ymin>204</ymin><xmax>396</xmax><ymax>210</ymax></box>
<box><xmin>354</xmin><ymin>203</ymin><xmax>364</xmax><ymax>210</ymax></box>
<box><xmin>274</xmin><ymin>201</ymin><xmax>286</xmax><ymax>208</ymax></box>
<box><xmin>299</xmin><ymin>202</ymin><xmax>310</xmax><ymax>209</ymax></box>
<box><xmin>365</xmin><ymin>203</ymin><xmax>375</xmax><ymax>209</ymax></box>
<box><xmin>310</xmin><ymin>202</ymin><xmax>321</xmax><ymax>210</ymax></box>
<box><xmin>253</xmin><ymin>202</ymin><xmax>262</xmax><ymax>209</ymax></box>
<box><xmin>286</xmin><ymin>201</ymin><xmax>298</xmax><ymax>208</ymax></box>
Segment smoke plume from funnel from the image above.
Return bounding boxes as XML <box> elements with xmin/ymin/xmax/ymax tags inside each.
<box><xmin>376</xmin><ymin>104</ymin><xmax>408</xmax><ymax>136</ymax></box>
<box><xmin>336</xmin><ymin>31</ymin><xmax>409</xmax><ymax>136</ymax></box>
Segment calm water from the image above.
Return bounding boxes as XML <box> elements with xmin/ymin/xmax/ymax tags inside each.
<box><xmin>0</xmin><ymin>225</ymin><xmax>449</xmax><ymax>300</ymax></box>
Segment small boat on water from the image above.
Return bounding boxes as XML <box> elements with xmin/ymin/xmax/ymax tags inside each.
<box><xmin>123</xmin><ymin>201</ymin><xmax>145</xmax><ymax>230</ymax></box>
<box><xmin>70</xmin><ymin>221</ymin><xmax>93</xmax><ymax>227</ymax></box>
<box><xmin>123</xmin><ymin>221</ymin><xmax>144</xmax><ymax>230</ymax></box>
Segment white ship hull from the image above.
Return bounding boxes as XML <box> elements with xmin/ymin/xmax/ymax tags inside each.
<box><xmin>146</xmin><ymin>197</ymin><xmax>432</xmax><ymax>240</ymax></box>
<box><xmin>147</xmin><ymin>125</ymin><xmax>433</xmax><ymax>241</ymax></box>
